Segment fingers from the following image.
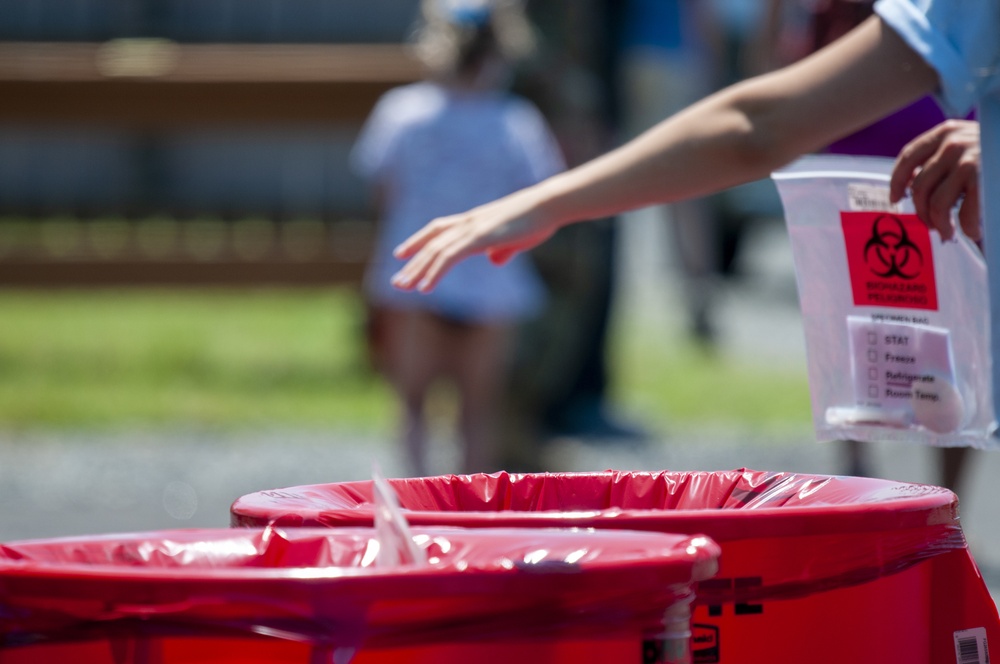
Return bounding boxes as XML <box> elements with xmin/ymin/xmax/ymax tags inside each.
<box><xmin>390</xmin><ymin>191</ymin><xmax>553</xmax><ymax>292</ymax></box>
<box><xmin>934</xmin><ymin>157</ymin><xmax>981</xmax><ymax>240</ymax></box>
<box><xmin>914</xmin><ymin>141</ymin><xmax>981</xmax><ymax>242</ymax></box>
<box><xmin>957</xmin><ymin>178</ymin><xmax>982</xmax><ymax>242</ymax></box>
<box><xmin>412</xmin><ymin>235</ymin><xmax>465</xmax><ymax>292</ymax></box>
<box><xmin>393</xmin><ymin>217</ymin><xmax>451</xmax><ymax>260</ymax></box>
<box><xmin>891</xmin><ymin>120</ymin><xmax>982</xmax><ymax>242</ymax></box>
<box><xmin>890</xmin><ymin>124</ymin><xmax>944</xmax><ymax>203</ymax></box>
<box><xmin>908</xmin><ymin>146</ymin><xmax>955</xmax><ymax>240</ymax></box>
<box><xmin>391</xmin><ymin>225</ymin><xmax>470</xmax><ymax>293</ymax></box>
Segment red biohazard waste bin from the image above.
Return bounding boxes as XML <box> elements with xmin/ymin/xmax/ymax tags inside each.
<box><xmin>232</xmin><ymin>468</ymin><xmax>1000</xmax><ymax>664</ymax></box>
<box><xmin>0</xmin><ymin>525</ymin><xmax>719</xmax><ymax>664</ymax></box>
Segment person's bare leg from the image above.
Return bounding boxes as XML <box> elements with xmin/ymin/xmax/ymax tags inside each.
<box><xmin>450</xmin><ymin>321</ymin><xmax>511</xmax><ymax>474</ymax></box>
<box><xmin>939</xmin><ymin>446</ymin><xmax>970</xmax><ymax>495</ymax></box>
<box><xmin>383</xmin><ymin>309</ymin><xmax>448</xmax><ymax>477</ymax></box>
<box><xmin>843</xmin><ymin>439</ymin><xmax>872</xmax><ymax>477</ymax></box>
<box><xmin>669</xmin><ymin>197</ymin><xmax>721</xmax><ymax>344</ymax></box>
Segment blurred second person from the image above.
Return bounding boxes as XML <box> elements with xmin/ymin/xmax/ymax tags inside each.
<box><xmin>350</xmin><ymin>0</ymin><xmax>565</xmax><ymax>476</ymax></box>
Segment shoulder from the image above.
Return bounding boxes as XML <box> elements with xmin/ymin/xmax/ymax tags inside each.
<box><xmin>875</xmin><ymin>0</ymin><xmax>999</xmax><ymax>112</ymax></box>
<box><xmin>875</xmin><ymin>0</ymin><xmax>998</xmax><ymax>52</ymax></box>
<box><xmin>382</xmin><ymin>82</ymin><xmax>435</xmax><ymax>103</ymax></box>
<box><xmin>372</xmin><ymin>82</ymin><xmax>444</xmax><ymax>120</ymax></box>
<box><xmin>497</xmin><ymin>94</ymin><xmax>549</xmax><ymax>127</ymax></box>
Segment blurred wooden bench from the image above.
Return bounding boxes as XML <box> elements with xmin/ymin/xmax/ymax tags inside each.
<box><xmin>0</xmin><ymin>41</ymin><xmax>422</xmax><ymax>128</ymax></box>
<box><xmin>0</xmin><ymin>41</ymin><xmax>423</xmax><ymax>286</ymax></box>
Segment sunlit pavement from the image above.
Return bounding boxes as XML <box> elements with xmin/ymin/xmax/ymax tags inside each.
<box><xmin>0</xmin><ymin>426</ymin><xmax>997</xmax><ymax>607</ymax></box>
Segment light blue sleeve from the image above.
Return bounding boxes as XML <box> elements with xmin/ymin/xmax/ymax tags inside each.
<box><xmin>875</xmin><ymin>0</ymin><xmax>1000</xmax><ymax>116</ymax></box>
<box><xmin>349</xmin><ymin>89</ymin><xmax>403</xmax><ymax>181</ymax></box>
<box><xmin>507</xmin><ymin>99</ymin><xmax>567</xmax><ymax>185</ymax></box>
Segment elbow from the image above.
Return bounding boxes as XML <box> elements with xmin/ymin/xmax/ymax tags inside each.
<box><xmin>724</xmin><ymin>86</ymin><xmax>810</xmax><ymax>179</ymax></box>
<box><xmin>730</xmin><ymin>113</ymin><xmax>801</xmax><ymax>179</ymax></box>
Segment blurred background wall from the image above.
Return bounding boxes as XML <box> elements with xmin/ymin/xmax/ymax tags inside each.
<box><xmin>0</xmin><ymin>0</ymin><xmax>424</xmax><ymax>285</ymax></box>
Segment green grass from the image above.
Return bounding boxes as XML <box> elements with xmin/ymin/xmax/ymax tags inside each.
<box><xmin>0</xmin><ymin>288</ymin><xmax>812</xmax><ymax>436</ymax></box>
<box><xmin>0</xmin><ymin>288</ymin><xmax>394</xmax><ymax>431</ymax></box>
<box><xmin>611</xmin><ymin>317</ymin><xmax>813</xmax><ymax>439</ymax></box>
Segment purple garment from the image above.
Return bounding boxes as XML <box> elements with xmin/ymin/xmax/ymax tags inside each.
<box><xmin>811</xmin><ymin>0</ymin><xmax>972</xmax><ymax>158</ymax></box>
<box><xmin>826</xmin><ymin>96</ymin><xmax>948</xmax><ymax>157</ymax></box>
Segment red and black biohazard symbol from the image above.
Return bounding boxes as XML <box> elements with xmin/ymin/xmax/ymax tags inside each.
<box><xmin>842</xmin><ymin>210</ymin><xmax>937</xmax><ymax>310</ymax></box>
<box><xmin>863</xmin><ymin>214</ymin><xmax>924</xmax><ymax>279</ymax></box>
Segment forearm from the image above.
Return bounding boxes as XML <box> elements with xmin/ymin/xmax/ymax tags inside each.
<box><xmin>532</xmin><ymin>88</ymin><xmax>779</xmax><ymax>226</ymax></box>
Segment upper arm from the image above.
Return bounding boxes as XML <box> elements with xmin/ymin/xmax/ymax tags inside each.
<box><xmin>732</xmin><ymin>15</ymin><xmax>941</xmax><ymax>162</ymax></box>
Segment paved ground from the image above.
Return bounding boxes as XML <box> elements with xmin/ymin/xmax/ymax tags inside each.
<box><xmin>1</xmin><ymin>425</ymin><xmax>997</xmax><ymax>595</ymax></box>
<box><xmin>0</xmin><ymin>205</ymin><xmax>996</xmax><ymax>607</ymax></box>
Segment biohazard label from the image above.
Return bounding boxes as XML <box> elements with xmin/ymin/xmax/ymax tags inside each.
<box><xmin>841</xmin><ymin>211</ymin><xmax>938</xmax><ymax>310</ymax></box>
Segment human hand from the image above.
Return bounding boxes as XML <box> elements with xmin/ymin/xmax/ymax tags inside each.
<box><xmin>391</xmin><ymin>190</ymin><xmax>559</xmax><ymax>292</ymax></box>
<box><xmin>890</xmin><ymin>119</ymin><xmax>981</xmax><ymax>242</ymax></box>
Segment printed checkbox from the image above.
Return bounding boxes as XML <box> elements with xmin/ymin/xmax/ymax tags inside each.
<box><xmin>868</xmin><ymin>384</ymin><xmax>879</xmax><ymax>398</ymax></box>
<box><xmin>868</xmin><ymin>331</ymin><xmax>878</xmax><ymax>345</ymax></box>
<box><xmin>868</xmin><ymin>349</ymin><xmax>878</xmax><ymax>363</ymax></box>
<box><xmin>868</xmin><ymin>367</ymin><xmax>878</xmax><ymax>380</ymax></box>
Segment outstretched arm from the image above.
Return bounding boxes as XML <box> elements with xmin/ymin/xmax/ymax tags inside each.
<box><xmin>393</xmin><ymin>15</ymin><xmax>939</xmax><ymax>292</ymax></box>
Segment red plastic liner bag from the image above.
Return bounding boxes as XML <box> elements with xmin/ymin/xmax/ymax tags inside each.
<box><xmin>232</xmin><ymin>468</ymin><xmax>1000</xmax><ymax>664</ymax></box>
<box><xmin>0</xmin><ymin>525</ymin><xmax>719</xmax><ymax>664</ymax></box>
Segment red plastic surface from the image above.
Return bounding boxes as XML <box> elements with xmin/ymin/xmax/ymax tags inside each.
<box><xmin>230</xmin><ymin>469</ymin><xmax>1000</xmax><ymax>664</ymax></box>
<box><xmin>230</xmin><ymin>468</ymin><xmax>965</xmax><ymax>604</ymax></box>
<box><xmin>0</xmin><ymin>525</ymin><xmax>719</xmax><ymax>653</ymax></box>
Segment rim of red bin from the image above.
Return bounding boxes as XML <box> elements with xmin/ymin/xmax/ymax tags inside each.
<box><xmin>230</xmin><ymin>468</ymin><xmax>962</xmax><ymax>539</ymax></box>
<box><xmin>0</xmin><ymin>526</ymin><xmax>720</xmax><ymax>650</ymax></box>
<box><xmin>229</xmin><ymin>468</ymin><xmax>968</xmax><ymax>606</ymax></box>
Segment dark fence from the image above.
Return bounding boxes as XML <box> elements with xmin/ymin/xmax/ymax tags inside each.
<box><xmin>0</xmin><ymin>0</ymin><xmax>422</xmax><ymax>285</ymax></box>
<box><xmin>0</xmin><ymin>0</ymin><xmax>419</xmax><ymax>43</ymax></box>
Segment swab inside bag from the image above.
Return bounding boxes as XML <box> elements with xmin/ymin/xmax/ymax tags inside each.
<box><xmin>772</xmin><ymin>154</ymin><xmax>997</xmax><ymax>449</ymax></box>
